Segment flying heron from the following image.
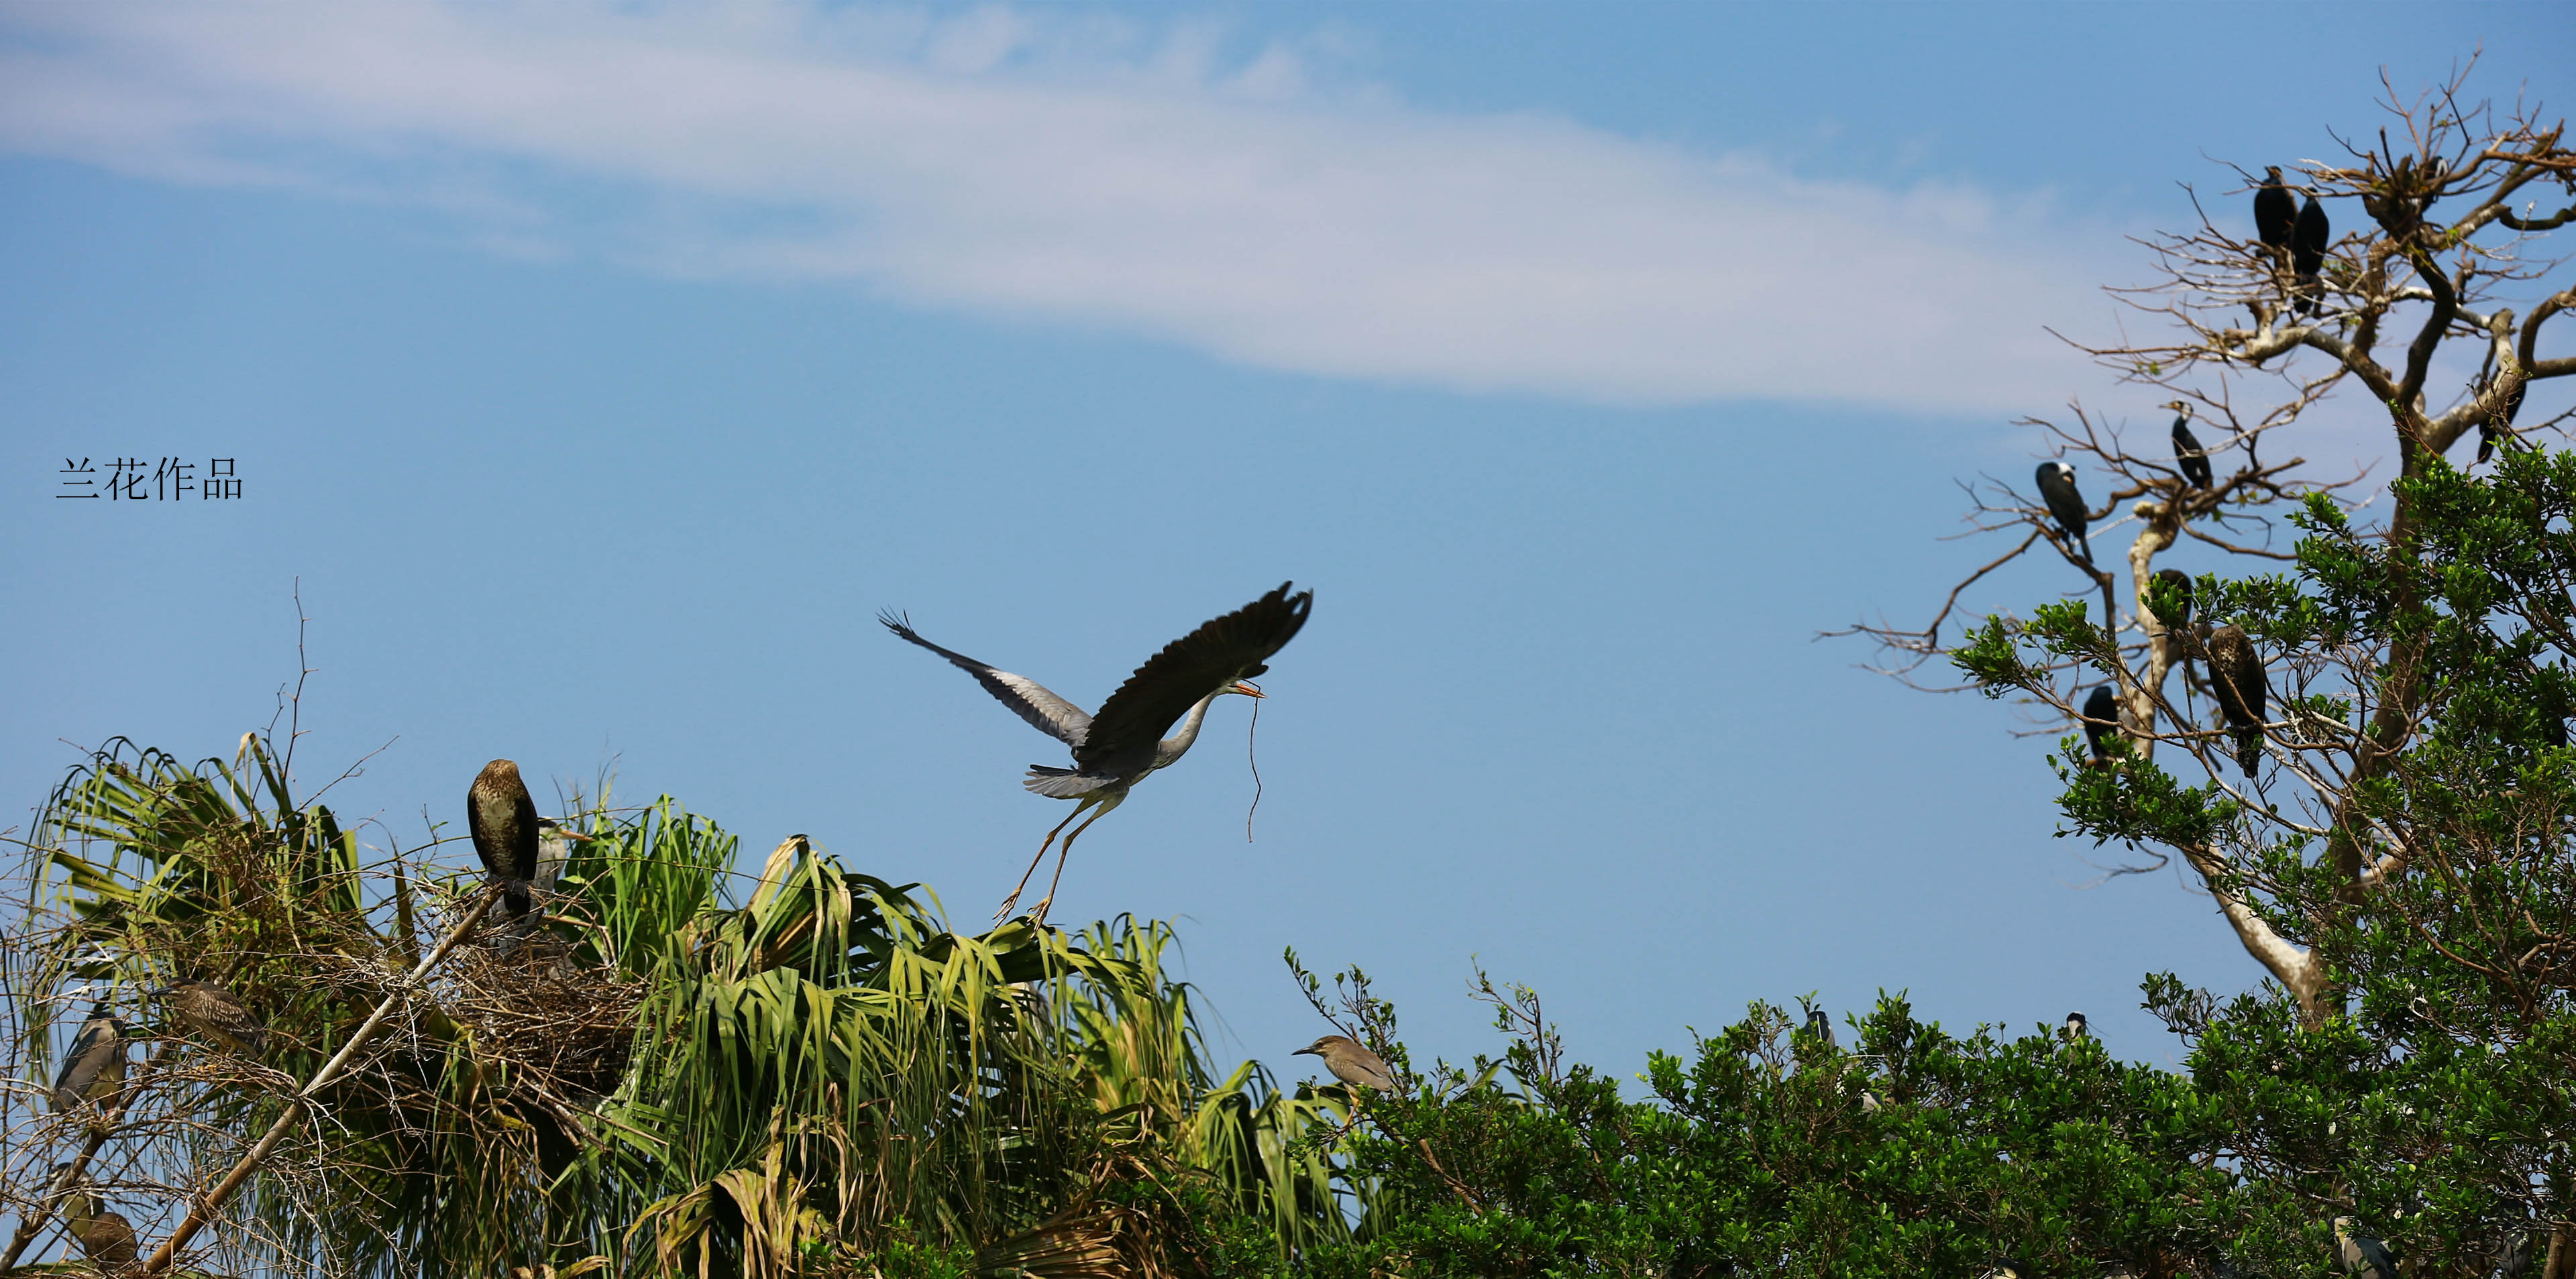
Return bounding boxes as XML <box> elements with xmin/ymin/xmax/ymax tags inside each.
<box><xmin>2034</xmin><ymin>462</ymin><xmax>2091</xmax><ymax>563</ymax></box>
<box><xmin>2206</xmin><ymin>624</ymin><xmax>2269</xmax><ymax>777</ymax></box>
<box><xmin>469</xmin><ymin>760</ymin><xmax>541</xmax><ymax>919</ymax></box>
<box><xmin>152</xmin><ymin>980</ymin><xmax>267</xmax><ymax>1054</ymax></box>
<box><xmin>2332</xmin><ymin>1217</ymin><xmax>2396</xmax><ymax>1279</ymax></box>
<box><xmin>2168</xmin><ymin>402</ymin><xmax>2212</xmax><ymax>492</ymax></box>
<box><xmin>1295</xmin><ymin>1034</ymin><xmax>1397</xmax><ymax>1094</ymax></box>
<box><xmin>885</xmin><ymin>581</ymin><xmax>1313</xmax><ymax>924</ymax></box>
<box><xmin>2292</xmin><ymin>192</ymin><xmax>2332</xmax><ymax>316</ymax></box>
<box><xmin>50</xmin><ymin>1007</ymin><xmax>128</xmax><ymax>1115</ymax></box>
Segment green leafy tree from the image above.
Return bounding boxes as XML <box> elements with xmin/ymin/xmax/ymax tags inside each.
<box><xmin>1849</xmin><ymin>66</ymin><xmax>2576</xmax><ymax>1270</ymax></box>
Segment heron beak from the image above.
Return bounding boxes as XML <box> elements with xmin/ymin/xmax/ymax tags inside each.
<box><xmin>1292</xmin><ymin>1045</ymin><xmax>1317</xmax><ymax>1056</ymax></box>
<box><xmin>1232</xmin><ymin>681</ymin><xmax>1266</xmax><ymax>698</ymax></box>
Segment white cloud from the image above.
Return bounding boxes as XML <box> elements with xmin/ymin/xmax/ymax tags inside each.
<box><xmin>0</xmin><ymin>0</ymin><xmax>2123</xmax><ymax>412</ymax></box>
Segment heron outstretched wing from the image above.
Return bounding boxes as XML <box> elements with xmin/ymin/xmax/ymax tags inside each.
<box><xmin>881</xmin><ymin>612</ymin><xmax>1094</xmax><ymax>746</ymax></box>
<box><xmin>1079</xmin><ymin>582</ymin><xmax>1311</xmax><ymax>769</ymax></box>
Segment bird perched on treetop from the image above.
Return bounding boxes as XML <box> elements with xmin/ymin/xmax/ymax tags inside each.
<box><xmin>2253</xmin><ymin>166</ymin><xmax>2298</xmax><ymax>260</ymax></box>
<box><xmin>1295</xmin><ymin>1034</ymin><xmax>1397</xmax><ymax>1094</ymax></box>
<box><xmin>152</xmin><ymin>980</ymin><xmax>267</xmax><ymax>1054</ymax></box>
<box><xmin>51</xmin><ymin>1007</ymin><xmax>128</xmax><ymax>1114</ymax></box>
<box><xmin>2207</xmin><ymin>624</ymin><xmax>2269</xmax><ymax>777</ymax></box>
<box><xmin>2167</xmin><ymin>402</ymin><xmax>2212</xmax><ymax>493</ymax></box>
<box><xmin>2063</xmin><ymin>1011</ymin><xmax>2088</xmax><ymax>1041</ymax></box>
<box><xmin>469</xmin><ymin>759</ymin><xmax>541</xmax><ymax>919</ymax></box>
<box><xmin>2479</xmin><ymin>374</ymin><xmax>2528</xmax><ymax>465</ymax></box>
<box><xmin>2333</xmin><ymin>1217</ymin><xmax>2397</xmax><ymax>1279</ymax></box>
<box><xmin>2293</xmin><ymin>192</ymin><xmax>2332</xmax><ymax>317</ymax></box>
<box><xmin>2034</xmin><ymin>462</ymin><xmax>2091</xmax><ymax>563</ymax></box>
<box><xmin>2081</xmin><ymin>685</ymin><xmax>2122</xmax><ymax>767</ymax></box>
<box><xmin>885</xmin><ymin>582</ymin><xmax>1312</xmax><ymax>924</ymax></box>
<box><xmin>1802</xmin><ymin>1005</ymin><xmax>1837</xmax><ymax>1050</ymax></box>
<box><xmin>56</xmin><ymin>1171</ymin><xmax>139</xmax><ymax>1274</ymax></box>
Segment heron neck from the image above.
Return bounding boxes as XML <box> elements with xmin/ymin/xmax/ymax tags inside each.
<box><xmin>1155</xmin><ymin>689</ymin><xmax>1227</xmax><ymax>766</ymax></box>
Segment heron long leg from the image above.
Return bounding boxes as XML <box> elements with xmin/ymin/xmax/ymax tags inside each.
<box><xmin>998</xmin><ymin>800</ymin><xmax>1095</xmax><ymax>922</ymax></box>
<box><xmin>1028</xmin><ymin>792</ymin><xmax>1122</xmax><ymax>928</ymax></box>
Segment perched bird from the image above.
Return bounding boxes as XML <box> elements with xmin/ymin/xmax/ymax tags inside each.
<box><xmin>468</xmin><ymin>760</ymin><xmax>541</xmax><ymax>919</ymax></box>
<box><xmin>2293</xmin><ymin>193</ymin><xmax>2332</xmax><ymax>316</ymax></box>
<box><xmin>153</xmin><ymin>980</ymin><xmax>267</xmax><ymax>1054</ymax></box>
<box><xmin>2151</xmin><ymin>568</ymin><xmax>2198</xmax><ymax>675</ymax></box>
<box><xmin>2479</xmin><ymin>374</ymin><xmax>2528</xmax><ymax>465</ymax></box>
<box><xmin>534</xmin><ymin>816</ymin><xmax>578</xmax><ymax>896</ymax></box>
<box><xmin>2082</xmin><ymin>685</ymin><xmax>2121</xmax><ymax>766</ymax></box>
<box><xmin>2332</xmin><ymin>1217</ymin><xmax>2396</xmax><ymax>1279</ymax></box>
<box><xmin>2168</xmin><ymin>402</ymin><xmax>2212</xmax><ymax>492</ymax></box>
<box><xmin>885</xmin><ymin>583</ymin><xmax>1313</xmax><ymax>924</ymax></box>
<box><xmin>1294</xmin><ymin>1034</ymin><xmax>1397</xmax><ymax>1093</ymax></box>
<box><xmin>2063</xmin><ymin>1011</ymin><xmax>2088</xmax><ymax>1041</ymax></box>
<box><xmin>2253</xmin><ymin>166</ymin><xmax>2298</xmax><ymax>260</ymax></box>
<box><xmin>2034</xmin><ymin>462</ymin><xmax>2092</xmax><ymax>563</ymax></box>
<box><xmin>1803</xmin><ymin>1004</ymin><xmax>1838</xmax><ymax>1050</ymax></box>
<box><xmin>58</xmin><ymin>1175</ymin><xmax>139</xmax><ymax>1274</ymax></box>
<box><xmin>2207</xmin><ymin>624</ymin><xmax>2270</xmax><ymax>777</ymax></box>
<box><xmin>50</xmin><ymin>1007</ymin><xmax>128</xmax><ymax>1114</ymax></box>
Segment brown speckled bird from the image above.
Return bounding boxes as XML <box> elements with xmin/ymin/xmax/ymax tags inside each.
<box><xmin>1293</xmin><ymin>1035</ymin><xmax>1397</xmax><ymax>1093</ymax></box>
<box><xmin>50</xmin><ymin>1009</ymin><xmax>128</xmax><ymax>1114</ymax></box>
<box><xmin>154</xmin><ymin>981</ymin><xmax>267</xmax><ymax>1054</ymax></box>
<box><xmin>469</xmin><ymin>760</ymin><xmax>541</xmax><ymax>918</ymax></box>
<box><xmin>2207</xmin><ymin>624</ymin><xmax>2269</xmax><ymax>777</ymax></box>
<box><xmin>59</xmin><ymin>1176</ymin><xmax>139</xmax><ymax>1274</ymax></box>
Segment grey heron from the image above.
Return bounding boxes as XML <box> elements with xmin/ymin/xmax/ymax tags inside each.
<box><xmin>2293</xmin><ymin>193</ymin><xmax>2331</xmax><ymax>316</ymax></box>
<box><xmin>884</xmin><ymin>581</ymin><xmax>1313</xmax><ymax>924</ymax></box>
<box><xmin>2332</xmin><ymin>1217</ymin><xmax>2396</xmax><ymax>1279</ymax></box>
<box><xmin>1295</xmin><ymin>1034</ymin><xmax>1397</xmax><ymax>1093</ymax></box>
<box><xmin>2207</xmin><ymin>624</ymin><xmax>2268</xmax><ymax>777</ymax></box>
<box><xmin>50</xmin><ymin>1007</ymin><xmax>128</xmax><ymax>1115</ymax></box>
<box><xmin>152</xmin><ymin>981</ymin><xmax>266</xmax><ymax>1054</ymax></box>
<box><xmin>2253</xmin><ymin>166</ymin><xmax>2297</xmax><ymax>258</ymax></box>
<box><xmin>469</xmin><ymin>759</ymin><xmax>541</xmax><ymax>919</ymax></box>
<box><xmin>2034</xmin><ymin>462</ymin><xmax>2092</xmax><ymax>562</ymax></box>
<box><xmin>2063</xmin><ymin>1010</ymin><xmax>2088</xmax><ymax>1040</ymax></box>
<box><xmin>2168</xmin><ymin>402</ymin><xmax>2212</xmax><ymax>492</ymax></box>
<box><xmin>2082</xmin><ymin>686</ymin><xmax>2120</xmax><ymax>766</ymax></box>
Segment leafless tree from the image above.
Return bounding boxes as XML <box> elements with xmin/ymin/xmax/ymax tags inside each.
<box><xmin>1836</xmin><ymin>65</ymin><xmax>2576</xmax><ymax>1023</ymax></box>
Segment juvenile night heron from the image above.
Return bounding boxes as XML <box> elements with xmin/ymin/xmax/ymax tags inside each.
<box><xmin>1295</xmin><ymin>1035</ymin><xmax>1397</xmax><ymax>1094</ymax></box>
<box><xmin>2034</xmin><ymin>462</ymin><xmax>2091</xmax><ymax>563</ymax></box>
<box><xmin>2082</xmin><ymin>685</ymin><xmax>2120</xmax><ymax>766</ymax></box>
<box><xmin>56</xmin><ymin>1170</ymin><xmax>138</xmax><ymax>1274</ymax></box>
<box><xmin>2168</xmin><ymin>402</ymin><xmax>2212</xmax><ymax>492</ymax></box>
<box><xmin>2207</xmin><ymin>624</ymin><xmax>2269</xmax><ymax>777</ymax></box>
<box><xmin>2293</xmin><ymin>193</ymin><xmax>2332</xmax><ymax>316</ymax></box>
<box><xmin>885</xmin><ymin>581</ymin><xmax>1313</xmax><ymax>924</ymax></box>
<box><xmin>469</xmin><ymin>759</ymin><xmax>541</xmax><ymax>919</ymax></box>
<box><xmin>2332</xmin><ymin>1217</ymin><xmax>2396</xmax><ymax>1279</ymax></box>
<box><xmin>50</xmin><ymin>1007</ymin><xmax>128</xmax><ymax>1115</ymax></box>
<box><xmin>2063</xmin><ymin>1011</ymin><xmax>2088</xmax><ymax>1041</ymax></box>
<box><xmin>153</xmin><ymin>980</ymin><xmax>267</xmax><ymax>1054</ymax></box>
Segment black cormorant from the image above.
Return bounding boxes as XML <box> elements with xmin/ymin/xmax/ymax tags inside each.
<box><xmin>2082</xmin><ymin>685</ymin><xmax>2120</xmax><ymax>765</ymax></box>
<box><xmin>2034</xmin><ymin>462</ymin><xmax>2091</xmax><ymax>562</ymax></box>
<box><xmin>2293</xmin><ymin>193</ymin><xmax>2331</xmax><ymax>316</ymax></box>
<box><xmin>2168</xmin><ymin>402</ymin><xmax>2212</xmax><ymax>492</ymax></box>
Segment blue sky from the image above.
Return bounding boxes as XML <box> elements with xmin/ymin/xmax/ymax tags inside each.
<box><xmin>4</xmin><ymin>2</ymin><xmax>2570</xmax><ymax>1090</ymax></box>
